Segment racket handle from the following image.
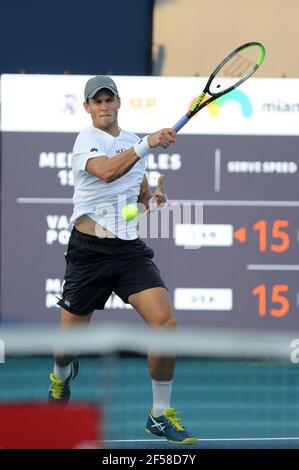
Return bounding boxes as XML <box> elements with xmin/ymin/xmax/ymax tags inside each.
<box><xmin>173</xmin><ymin>115</ymin><xmax>189</xmax><ymax>133</ymax></box>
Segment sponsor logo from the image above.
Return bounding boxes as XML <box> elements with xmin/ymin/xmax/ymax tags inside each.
<box><xmin>149</xmin><ymin>415</ymin><xmax>166</xmax><ymax>433</ymax></box>
<box><xmin>207</xmin><ymin>89</ymin><xmax>253</xmax><ymax>117</ymax></box>
<box><xmin>127</xmin><ymin>97</ymin><xmax>157</xmax><ymax>115</ymax></box>
<box><xmin>61</xmin><ymin>94</ymin><xmax>78</xmax><ymax>115</ymax></box>
<box><xmin>262</xmin><ymin>101</ymin><xmax>299</xmax><ymax>113</ymax></box>
<box><xmin>190</xmin><ymin>89</ymin><xmax>252</xmax><ymax>118</ymax></box>
<box><xmin>116</xmin><ymin>148</ymin><xmax>127</xmax><ymax>154</ymax></box>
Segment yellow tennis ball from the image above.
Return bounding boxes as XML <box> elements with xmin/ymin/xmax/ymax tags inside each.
<box><xmin>121</xmin><ymin>204</ymin><xmax>139</xmax><ymax>221</ymax></box>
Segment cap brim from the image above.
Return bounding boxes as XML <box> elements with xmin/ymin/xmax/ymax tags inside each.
<box><xmin>87</xmin><ymin>86</ymin><xmax>118</xmax><ymax>99</ymax></box>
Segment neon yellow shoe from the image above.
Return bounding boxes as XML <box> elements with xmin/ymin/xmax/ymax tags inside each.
<box><xmin>146</xmin><ymin>408</ymin><xmax>198</xmax><ymax>445</ymax></box>
<box><xmin>48</xmin><ymin>359</ymin><xmax>79</xmax><ymax>402</ymax></box>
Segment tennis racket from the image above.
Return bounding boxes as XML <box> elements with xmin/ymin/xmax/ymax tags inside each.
<box><xmin>173</xmin><ymin>41</ymin><xmax>266</xmax><ymax>132</ymax></box>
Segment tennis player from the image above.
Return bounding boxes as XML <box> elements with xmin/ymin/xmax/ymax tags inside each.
<box><xmin>48</xmin><ymin>75</ymin><xmax>197</xmax><ymax>445</ymax></box>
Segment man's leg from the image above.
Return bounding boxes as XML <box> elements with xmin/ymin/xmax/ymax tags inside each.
<box><xmin>129</xmin><ymin>287</ymin><xmax>176</xmax><ymax>417</ymax></box>
<box><xmin>54</xmin><ymin>307</ymin><xmax>92</xmax><ymax>368</ymax></box>
<box><xmin>128</xmin><ymin>287</ymin><xmax>197</xmax><ymax>444</ymax></box>
<box><xmin>49</xmin><ymin>308</ymin><xmax>92</xmax><ymax>402</ymax></box>
<box><xmin>128</xmin><ymin>287</ymin><xmax>176</xmax><ymax>382</ymax></box>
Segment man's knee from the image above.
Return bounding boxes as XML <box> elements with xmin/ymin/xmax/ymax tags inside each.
<box><xmin>153</xmin><ymin>313</ymin><xmax>177</xmax><ymax>329</ymax></box>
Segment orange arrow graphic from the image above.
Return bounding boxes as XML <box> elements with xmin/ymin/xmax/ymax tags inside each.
<box><xmin>234</xmin><ymin>227</ymin><xmax>247</xmax><ymax>243</ymax></box>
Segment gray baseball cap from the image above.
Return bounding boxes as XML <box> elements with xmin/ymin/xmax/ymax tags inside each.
<box><xmin>84</xmin><ymin>75</ymin><xmax>119</xmax><ymax>100</ymax></box>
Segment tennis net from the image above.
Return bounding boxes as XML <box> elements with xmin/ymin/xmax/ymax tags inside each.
<box><xmin>0</xmin><ymin>324</ymin><xmax>298</xmax><ymax>448</ymax></box>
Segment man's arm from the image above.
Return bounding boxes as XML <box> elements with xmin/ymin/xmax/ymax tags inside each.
<box><xmin>86</xmin><ymin>128</ymin><xmax>175</xmax><ymax>183</ymax></box>
<box><xmin>86</xmin><ymin>147</ymin><xmax>140</xmax><ymax>183</ymax></box>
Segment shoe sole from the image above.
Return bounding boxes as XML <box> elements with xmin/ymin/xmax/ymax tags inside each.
<box><xmin>145</xmin><ymin>428</ymin><xmax>198</xmax><ymax>445</ymax></box>
<box><xmin>168</xmin><ymin>438</ymin><xmax>198</xmax><ymax>445</ymax></box>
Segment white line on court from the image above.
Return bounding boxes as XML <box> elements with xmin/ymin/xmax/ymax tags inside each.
<box><xmin>97</xmin><ymin>437</ymin><xmax>299</xmax><ymax>443</ymax></box>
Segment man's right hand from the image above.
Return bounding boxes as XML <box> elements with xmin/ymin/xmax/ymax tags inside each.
<box><xmin>148</xmin><ymin>128</ymin><xmax>176</xmax><ymax>149</ymax></box>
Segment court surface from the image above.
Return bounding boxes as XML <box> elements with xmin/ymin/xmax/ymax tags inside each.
<box><xmin>97</xmin><ymin>437</ymin><xmax>299</xmax><ymax>449</ymax></box>
<box><xmin>1</xmin><ymin>356</ymin><xmax>299</xmax><ymax>449</ymax></box>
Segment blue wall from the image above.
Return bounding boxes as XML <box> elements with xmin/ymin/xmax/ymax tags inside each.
<box><xmin>0</xmin><ymin>0</ymin><xmax>154</xmax><ymax>75</ymax></box>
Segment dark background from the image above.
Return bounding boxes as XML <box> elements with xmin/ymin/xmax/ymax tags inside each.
<box><xmin>0</xmin><ymin>0</ymin><xmax>154</xmax><ymax>75</ymax></box>
<box><xmin>2</xmin><ymin>131</ymin><xmax>298</xmax><ymax>330</ymax></box>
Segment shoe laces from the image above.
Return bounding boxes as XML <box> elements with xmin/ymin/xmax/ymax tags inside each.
<box><xmin>165</xmin><ymin>408</ymin><xmax>185</xmax><ymax>431</ymax></box>
<box><xmin>49</xmin><ymin>373</ymin><xmax>67</xmax><ymax>399</ymax></box>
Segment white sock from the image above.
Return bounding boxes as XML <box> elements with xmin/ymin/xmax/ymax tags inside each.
<box><xmin>152</xmin><ymin>379</ymin><xmax>173</xmax><ymax>417</ymax></box>
<box><xmin>54</xmin><ymin>362</ymin><xmax>71</xmax><ymax>381</ymax></box>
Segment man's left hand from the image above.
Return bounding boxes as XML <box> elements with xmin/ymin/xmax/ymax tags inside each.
<box><xmin>150</xmin><ymin>175</ymin><xmax>167</xmax><ymax>210</ymax></box>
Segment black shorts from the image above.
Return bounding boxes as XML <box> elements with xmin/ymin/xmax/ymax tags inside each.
<box><xmin>57</xmin><ymin>227</ymin><xmax>166</xmax><ymax>315</ymax></box>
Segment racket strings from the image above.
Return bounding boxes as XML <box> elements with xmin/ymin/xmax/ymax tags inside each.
<box><xmin>222</xmin><ymin>54</ymin><xmax>254</xmax><ymax>78</ymax></box>
<box><xmin>210</xmin><ymin>52</ymin><xmax>258</xmax><ymax>94</ymax></box>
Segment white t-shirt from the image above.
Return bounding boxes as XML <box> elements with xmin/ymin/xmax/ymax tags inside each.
<box><xmin>70</xmin><ymin>125</ymin><xmax>146</xmax><ymax>240</ymax></box>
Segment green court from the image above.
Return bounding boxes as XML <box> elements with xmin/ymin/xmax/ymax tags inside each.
<box><xmin>1</xmin><ymin>355</ymin><xmax>299</xmax><ymax>448</ymax></box>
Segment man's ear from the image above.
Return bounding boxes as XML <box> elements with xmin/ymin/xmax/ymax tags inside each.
<box><xmin>117</xmin><ymin>97</ymin><xmax>121</xmax><ymax>109</ymax></box>
<box><xmin>83</xmin><ymin>101</ymin><xmax>90</xmax><ymax>114</ymax></box>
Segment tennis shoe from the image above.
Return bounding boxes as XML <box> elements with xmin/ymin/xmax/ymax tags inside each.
<box><xmin>48</xmin><ymin>359</ymin><xmax>79</xmax><ymax>402</ymax></box>
<box><xmin>146</xmin><ymin>408</ymin><xmax>197</xmax><ymax>445</ymax></box>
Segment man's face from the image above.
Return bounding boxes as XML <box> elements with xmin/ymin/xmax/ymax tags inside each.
<box><xmin>84</xmin><ymin>89</ymin><xmax>120</xmax><ymax>132</ymax></box>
